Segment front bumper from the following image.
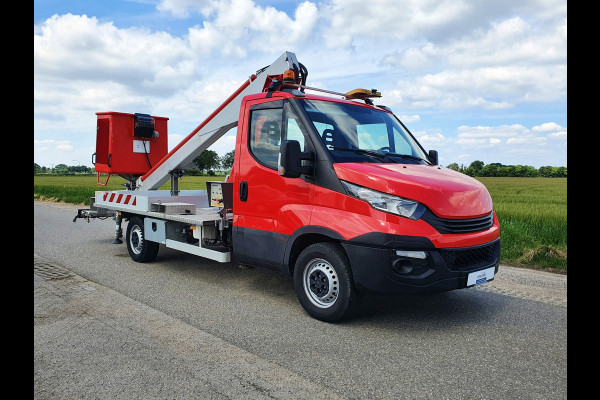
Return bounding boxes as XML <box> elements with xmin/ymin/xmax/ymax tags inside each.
<box><xmin>341</xmin><ymin>235</ymin><xmax>500</xmax><ymax>293</ymax></box>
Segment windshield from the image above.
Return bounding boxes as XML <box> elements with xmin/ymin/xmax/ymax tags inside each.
<box><xmin>299</xmin><ymin>99</ymin><xmax>430</xmax><ymax>164</ymax></box>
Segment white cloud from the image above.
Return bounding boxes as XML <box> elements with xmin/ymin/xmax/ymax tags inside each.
<box><xmin>377</xmin><ymin>12</ymin><xmax>566</xmax><ymax>110</ymax></box>
<box><xmin>187</xmin><ymin>0</ymin><xmax>318</xmax><ymax>57</ymax></box>
<box><xmin>505</xmin><ymin>136</ymin><xmax>546</xmax><ymax>145</ymax></box>
<box><xmin>391</xmin><ymin>44</ymin><xmax>437</xmax><ymax>70</ymax></box>
<box><xmin>455</xmin><ymin>124</ymin><xmax>534</xmax><ymax>148</ymax></box>
<box><xmin>34</xmin><ymin>14</ymin><xmax>197</xmax><ymax>98</ymax></box>
<box><xmin>398</xmin><ymin>114</ymin><xmax>421</xmax><ymax>124</ymax></box>
<box><xmin>548</xmin><ymin>131</ymin><xmax>567</xmax><ymax>139</ymax></box>
<box><xmin>413</xmin><ymin>131</ymin><xmax>446</xmax><ymax>147</ymax></box>
<box><xmin>443</xmin><ymin>17</ymin><xmax>567</xmax><ymax>69</ymax></box>
<box><xmin>157</xmin><ymin>0</ymin><xmax>214</xmax><ymax>18</ymax></box>
<box><xmin>436</xmin><ymin>122</ymin><xmax>566</xmax><ymax>167</ymax></box>
<box><xmin>531</xmin><ymin>122</ymin><xmax>567</xmax><ymax>140</ymax></box>
<box><xmin>56</xmin><ymin>143</ymin><xmax>75</xmax><ymax>151</ymax></box>
<box><xmin>457</xmin><ymin>124</ymin><xmax>527</xmax><ymax>139</ymax></box>
<box><xmin>532</xmin><ymin>122</ymin><xmax>563</xmax><ymax>132</ymax></box>
<box><xmin>34</xmin><ymin>139</ymin><xmax>74</xmax><ymax>152</ymax></box>
<box><xmin>322</xmin><ymin>0</ymin><xmax>470</xmax><ymax>47</ymax></box>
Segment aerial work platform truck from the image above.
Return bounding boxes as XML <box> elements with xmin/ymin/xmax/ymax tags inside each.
<box><xmin>74</xmin><ymin>51</ymin><xmax>501</xmax><ymax>321</ymax></box>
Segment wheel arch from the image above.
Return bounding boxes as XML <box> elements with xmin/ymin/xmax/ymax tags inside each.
<box><xmin>283</xmin><ymin>226</ymin><xmax>346</xmax><ymax>276</ymax></box>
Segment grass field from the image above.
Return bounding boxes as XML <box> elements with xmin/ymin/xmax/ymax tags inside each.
<box><xmin>33</xmin><ymin>174</ymin><xmax>224</xmax><ymax>204</ymax></box>
<box><xmin>34</xmin><ymin>175</ymin><xmax>567</xmax><ymax>272</ymax></box>
<box><xmin>475</xmin><ymin>177</ymin><xmax>566</xmax><ymax>272</ymax></box>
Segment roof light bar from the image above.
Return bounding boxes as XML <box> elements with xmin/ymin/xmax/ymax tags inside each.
<box><xmin>344</xmin><ymin>88</ymin><xmax>381</xmax><ymax>99</ymax></box>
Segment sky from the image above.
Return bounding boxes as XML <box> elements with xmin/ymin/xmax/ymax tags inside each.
<box><xmin>34</xmin><ymin>0</ymin><xmax>567</xmax><ymax>169</ymax></box>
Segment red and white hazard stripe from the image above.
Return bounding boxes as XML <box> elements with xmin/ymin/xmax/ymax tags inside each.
<box><xmin>102</xmin><ymin>192</ymin><xmax>137</xmax><ymax>206</ymax></box>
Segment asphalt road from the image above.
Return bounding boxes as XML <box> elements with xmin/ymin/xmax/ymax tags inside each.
<box><xmin>34</xmin><ymin>201</ymin><xmax>567</xmax><ymax>399</ymax></box>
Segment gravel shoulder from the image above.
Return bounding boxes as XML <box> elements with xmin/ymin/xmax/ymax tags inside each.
<box><xmin>474</xmin><ymin>264</ymin><xmax>566</xmax><ymax>307</ymax></box>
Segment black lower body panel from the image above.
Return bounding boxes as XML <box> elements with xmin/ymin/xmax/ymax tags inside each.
<box><xmin>341</xmin><ymin>237</ymin><xmax>500</xmax><ymax>294</ymax></box>
<box><xmin>233</xmin><ymin>225</ymin><xmax>288</xmax><ymax>270</ymax></box>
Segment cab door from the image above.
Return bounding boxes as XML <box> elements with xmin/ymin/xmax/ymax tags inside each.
<box><xmin>232</xmin><ymin>97</ymin><xmax>314</xmax><ymax>269</ymax></box>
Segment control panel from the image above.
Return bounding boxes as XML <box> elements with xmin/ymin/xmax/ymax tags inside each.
<box><xmin>206</xmin><ymin>181</ymin><xmax>233</xmax><ymax>210</ymax></box>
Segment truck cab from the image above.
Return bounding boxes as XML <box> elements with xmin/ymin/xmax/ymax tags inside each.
<box><xmin>230</xmin><ymin>90</ymin><xmax>500</xmax><ymax>321</ymax></box>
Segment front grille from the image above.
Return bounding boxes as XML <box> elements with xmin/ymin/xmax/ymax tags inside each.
<box><xmin>422</xmin><ymin>210</ymin><xmax>494</xmax><ymax>234</ymax></box>
<box><xmin>439</xmin><ymin>240</ymin><xmax>500</xmax><ymax>272</ymax></box>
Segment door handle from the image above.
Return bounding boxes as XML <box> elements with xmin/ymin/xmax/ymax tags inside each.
<box><xmin>240</xmin><ymin>181</ymin><xmax>248</xmax><ymax>202</ymax></box>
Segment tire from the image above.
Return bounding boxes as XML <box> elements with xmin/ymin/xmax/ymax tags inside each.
<box><xmin>126</xmin><ymin>216</ymin><xmax>159</xmax><ymax>262</ymax></box>
<box><xmin>293</xmin><ymin>242</ymin><xmax>357</xmax><ymax>322</ymax></box>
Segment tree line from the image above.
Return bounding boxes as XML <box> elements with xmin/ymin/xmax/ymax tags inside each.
<box><xmin>446</xmin><ymin>161</ymin><xmax>567</xmax><ymax>178</ymax></box>
<box><xmin>34</xmin><ymin>163</ymin><xmax>93</xmax><ymax>175</ymax></box>
<box><xmin>34</xmin><ymin>153</ymin><xmax>566</xmax><ymax>178</ymax></box>
<box><xmin>34</xmin><ymin>150</ymin><xmax>236</xmax><ymax>176</ymax></box>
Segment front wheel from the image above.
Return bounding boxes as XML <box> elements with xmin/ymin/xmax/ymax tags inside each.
<box><xmin>293</xmin><ymin>242</ymin><xmax>357</xmax><ymax>322</ymax></box>
<box><xmin>126</xmin><ymin>216</ymin><xmax>159</xmax><ymax>262</ymax></box>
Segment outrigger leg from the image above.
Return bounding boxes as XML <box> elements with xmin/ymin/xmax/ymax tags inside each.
<box><xmin>113</xmin><ymin>212</ymin><xmax>123</xmax><ymax>244</ymax></box>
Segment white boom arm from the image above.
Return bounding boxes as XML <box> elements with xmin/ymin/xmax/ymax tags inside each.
<box><xmin>135</xmin><ymin>51</ymin><xmax>300</xmax><ymax>191</ymax></box>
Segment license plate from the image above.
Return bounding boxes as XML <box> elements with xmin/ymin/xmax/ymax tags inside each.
<box><xmin>467</xmin><ymin>266</ymin><xmax>495</xmax><ymax>286</ymax></box>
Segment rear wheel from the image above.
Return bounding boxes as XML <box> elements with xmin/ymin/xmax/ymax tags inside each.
<box><xmin>126</xmin><ymin>216</ymin><xmax>159</xmax><ymax>262</ymax></box>
<box><xmin>293</xmin><ymin>242</ymin><xmax>357</xmax><ymax>322</ymax></box>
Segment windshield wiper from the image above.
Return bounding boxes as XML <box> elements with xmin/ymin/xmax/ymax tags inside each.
<box><xmin>330</xmin><ymin>147</ymin><xmax>398</xmax><ymax>162</ymax></box>
<box><xmin>384</xmin><ymin>152</ymin><xmax>431</xmax><ymax>164</ymax></box>
<box><xmin>331</xmin><ymin>147</ymin><xmax>431</xmax><ymax>164</ymax></box>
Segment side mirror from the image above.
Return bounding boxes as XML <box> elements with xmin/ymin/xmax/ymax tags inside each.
<box><xmin>428</xmin><ymin>149</ymin><xmax>438</xmax><ymax>165</ymax></box>
<box><xmin>279</xmin><ymin>140</ymin><xmax>312</xmax><ymax>178</ymax></box>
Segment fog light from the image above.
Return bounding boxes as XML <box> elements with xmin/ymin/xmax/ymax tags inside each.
<box><xmin>396</xmin><ymin>250</ymin><xmax>426</xmax><ymax>259</ymax></box>
<box><xmin>392</xmin><ymin>259</ymin><xmax>415</xmax><ymax>274</ymax></box>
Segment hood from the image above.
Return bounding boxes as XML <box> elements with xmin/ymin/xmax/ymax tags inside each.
<box><xmin>333</xmin><ymin>163</ymin><xmax>493</xmax><ymax>218</ymax></box>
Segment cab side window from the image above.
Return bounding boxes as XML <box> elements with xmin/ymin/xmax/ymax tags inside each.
<box><xmin>249</xmin><ymin>108</ymin><xmax>283</xmax><ymax>169</ymax></box>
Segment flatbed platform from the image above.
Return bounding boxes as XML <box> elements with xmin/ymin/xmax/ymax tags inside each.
<box><xmin>93</xmin><ymin>189</ymin><xmax>232</xmax><ymax>223</ymax></box>
<box><xmin>91</xmin><ymin>189</ymin><xmax>232</xmax><ymax>263</ymax></box>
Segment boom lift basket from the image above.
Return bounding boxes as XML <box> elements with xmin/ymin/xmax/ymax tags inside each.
<box><xmin>93</xmin><ymin>112</ymin><xmax>169</xmax><ymax>184</ymax></box>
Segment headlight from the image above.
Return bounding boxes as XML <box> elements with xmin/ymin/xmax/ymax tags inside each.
<box><xmin>341</xmin><ymin>180</ymin><xmax>426</xmax><ymax>220</ymax></box>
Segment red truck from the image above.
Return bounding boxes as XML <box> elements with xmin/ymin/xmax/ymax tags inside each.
<box><xmin>75</xmin><ymin>51</ymin><xmax>500</xmax><ymax>322</ymax></box>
